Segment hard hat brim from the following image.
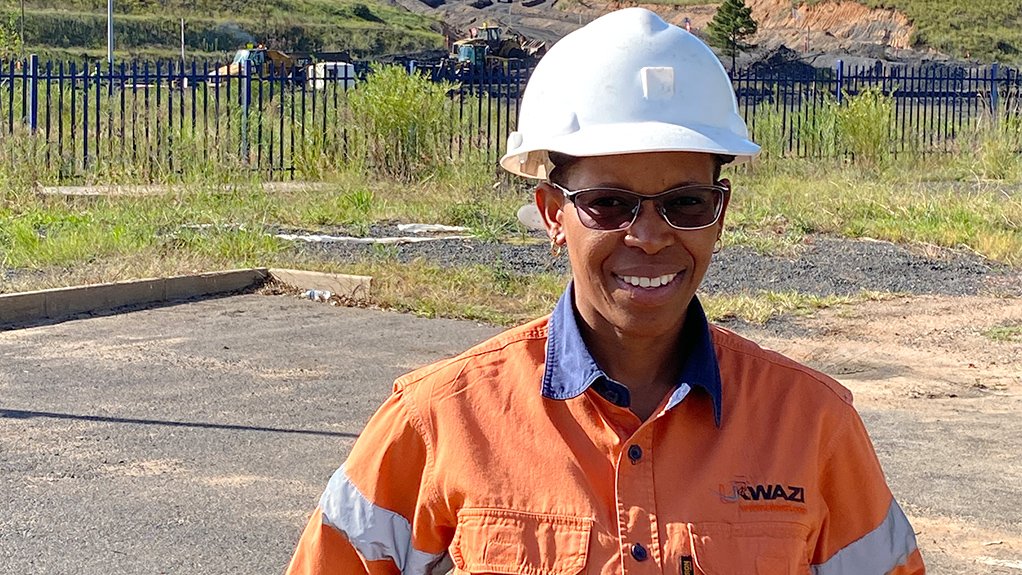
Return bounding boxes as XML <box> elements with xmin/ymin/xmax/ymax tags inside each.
<box><xmin>502</xmin><ymin>121</ymin><xmax>761</xmax><ymax>179</ymax></box>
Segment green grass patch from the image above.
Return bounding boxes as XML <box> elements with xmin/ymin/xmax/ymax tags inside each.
<box><xmin>701</xmin><ymin>290</ymin><xmax>893</xmax><ymax>324</ymax></box>
<box><xmin>983</xmin><ymin>322</ymin><xmax>1022</xmax><ymax>343</ymax></box>
<box><xmin>3</xmin><ymin>155</ymin><xmax>1021</xmax><ymax>325</ymax></box>
<box><xmin>729</xmin><ymin>158</ymin><xmax>1022</xmax><ymax>266</ymax></box>
<box><xmin>2</xmin><ymin>0</ymin><xmax>444</xmax><ymax>60</ymax></box>
<box><xmin>861</xmin><ymin>0</ymin><xmax>1022</xmax><ymax>64</ymax></box>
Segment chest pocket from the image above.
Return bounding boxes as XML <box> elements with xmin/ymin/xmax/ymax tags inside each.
<box><xmin>450</xmin><ymin>508</ymin><xmax>592</xmax><ymax>575</ymax></box>
<box><xmin>685</xmin><ymin>522</ymin><xmax>811</xmax><ymax>575</ymax></box>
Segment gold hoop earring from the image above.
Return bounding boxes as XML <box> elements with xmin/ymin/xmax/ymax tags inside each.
<box><xmin>550</xmin><ymin>237</ymin><xmax>564</xmax><ymax>258</ymax></box>
<box><xmin>713</xmin><ymin>236</ymin><xmax>723</xmax><ymax>254</ymax></box>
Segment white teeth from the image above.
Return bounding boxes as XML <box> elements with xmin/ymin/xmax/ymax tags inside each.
<box><xmin>620</xmin><ymin>273</ymin><xmax>676</xmax><ymax>288</ymax></box>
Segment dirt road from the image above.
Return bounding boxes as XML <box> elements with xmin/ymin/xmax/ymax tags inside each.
<box><xmin>744</xmin><ymin>295</ymin><xmax>1022</xmax><ymax>574</ymax></box>
<box><xmin>1</xmin><ymin>293</ymin><xmax>1020</xmax><ymax>573</ymax></box>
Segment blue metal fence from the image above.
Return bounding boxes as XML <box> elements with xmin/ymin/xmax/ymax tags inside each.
<box><xmin>1</xmin><ymin>57</ymin><xmax>1019</xmax><ymax>183</ymax></box>
<box><xmin>733</xmin><ymin>61</ymin><xmax>1021</xmax><ymax>157</ymax></box>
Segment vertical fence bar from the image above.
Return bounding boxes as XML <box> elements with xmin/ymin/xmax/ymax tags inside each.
<box><xmin>20</xmin><ymin>57</ymin><xmax>27</xmax><ymax>127</ymax></box>
<box><xmin>105</xmin><ymin>61</ymin><xmax>113</xmax><ymax>163</ymax></box>
<box><xmin>256</xmin><ymin>64</ymin><xmax>264</xmax><ymax>172</ymax></box>
<box><xmin>167</xmin><ymin>61</ymin><xmax>175</xmax><ymax>175</ymax></box>
<box><xmin>83</xmin><ymin>62</ymin><xmax>90</xmax><ymax>169</ymax></box>
<box><xmin>131</xmin><ymin>61</ymin><xmax>138</xmax><ymax>166</ymax></box>
<box><xmin>990</xmin><ymin>62</ymin><xmax>1000</xmax><ymax>119</ymax></box>
<box><xmin>94</xmin><ymin>63</ymin><xmax>101</xmax><ymax>169</ymax></box>
<box><xmin>190</xmin><ymin>61</ymin><xmax>197</xmax><ymax>143</ymax></box>
<box><xmin>241</xmin><ymin>59</ymin><xmax>250</xmax><ymax>165</ymax></box>
<box><xmin>278</xmin><ymin>66</ymin><xmax>285</xmax><ymax>177</ymax></box>
<box><xmin>299</xmin><ymin>66</ymin><xmax>306</xmax><ymax>169</ymax></box>
<box><xmin>69</xmin><ymin>62</ymin><xmax>77</xmax><ymax>174</ymax></box>
<box><xmin>289</xmin><ymin>71</ymin><xmax>296</xmax><ymax>178</ymax></box>
<box><xmin>28</xmin><ymin>54</ymin><xmax>38</xmax><ymax>132</ymax></box>
<box><xmin>118</xmin><ymin>61</ymin><xmax>125</xmax><ymax>163</ymax></box>
<box><xmin>835</xmin><ymin>60</ymin><xmax>844</xmax><ymax>105</ymax></box>
<box><xmin>44</xmin><ymin>61</ymin><xmax>52</xmax><ymax>168</ymax></box>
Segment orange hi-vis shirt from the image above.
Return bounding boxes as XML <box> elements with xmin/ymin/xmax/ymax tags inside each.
<box><xmin>287</xmin><ymin>289</ymin><xmax>924</xmax><ymax>575</ymax></box>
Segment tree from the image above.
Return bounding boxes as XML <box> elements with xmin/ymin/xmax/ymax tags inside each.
<box><xmin>707</xmin><ymin>0</ymin><xmax>758</xmax><ymax>71</ymax></box>
<box><xmin>0</xmin><ymin>15</ymin><xmax>24</xmax><ymax>61</ymax></box>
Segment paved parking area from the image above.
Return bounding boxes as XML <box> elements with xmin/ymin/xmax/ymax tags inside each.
<box><xmin>0</xmin><ymin>295</ymin><xmax>500</xmax><ymax>574</ymax></box>
<box><xmin>2</xmin><ymin>293</ymin><xmax>1019</xmax><ymax>574</ymax></box>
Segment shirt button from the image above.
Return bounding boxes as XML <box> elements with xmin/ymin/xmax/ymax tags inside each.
<box><xmin>630</xmin><ymin>542</ymin><xmax>648</xmax><ymax>562</ymax></box>
<box><xmin>627</xmin><ymin>444</ymin><xmax>643</xmax><ymax>463</ymax></box>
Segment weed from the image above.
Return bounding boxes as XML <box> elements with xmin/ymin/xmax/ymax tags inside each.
<box><xmin>835</xmin><ymin>86</ymin><xmax>895</xmax><ymax>169</ymax></box>
<box><xmin>701</xmin><ymin>290</ymin><xmax>891</xmax><ymax>324</ymax></box>
<box><xmin>347</xmin><ymin>65</ymin><xmax>458</xmax><ymax>181</ymax></box>
<box><xmin>983</xmin><ymin>323</ymin><xmax>1022</xmax><ymax>343</ymax></box>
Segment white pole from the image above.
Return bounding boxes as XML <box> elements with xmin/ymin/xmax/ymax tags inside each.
<box><xmin>106</xmin><ymin>0</ymin><xmax>113</xmax><ymax>65</ymax></box>
<box><xmin>180</xmin><ymin>18</ymin><xmax>185</xmax><ymax>62</ymax></box>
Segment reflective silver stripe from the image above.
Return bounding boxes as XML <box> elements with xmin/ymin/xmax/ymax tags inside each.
<box><xmin>319</xmin><ymin>465</ymin><xmax>445</xmax><ymax>575</ymax></box>
<box><xmin>812</xmin><ymin>500</ymin><xmax>918</xmax><ymax>575</ymax></box>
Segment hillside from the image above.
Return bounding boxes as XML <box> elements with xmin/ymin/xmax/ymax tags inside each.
<box><xmin>0</xmin><ymin>0</ymin><xmax>446</xmax><ymax>61</ymax></box>
<box><xmin>393</xmin><ymin>0</ymin><xmax>1021</xmax><ymax>66</ymax></box>
<box><xmin>1</xmin><ymin>0</ymin><xmax>1020</xmax><ymax>65</ymax></box>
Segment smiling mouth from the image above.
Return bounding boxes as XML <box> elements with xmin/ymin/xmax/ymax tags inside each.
<box><xmin>616</xmin><ymin>273</ymin><xmax>678</xmax><ymax>288</ymax></box>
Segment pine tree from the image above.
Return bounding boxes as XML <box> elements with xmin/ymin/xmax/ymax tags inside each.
<box><xmin>707</xmin><ymin>0</ymin><xmax>758</xmax><ymax>71</ymax></box>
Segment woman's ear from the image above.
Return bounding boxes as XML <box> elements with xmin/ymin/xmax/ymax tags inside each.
<box><xmin>536</xmin><ymin>182</ymin><xmax>567</xmax><ymax>244</ymax></box>
<box><xmin>717</xmin><ymin>178</ymin><xmax>732</xmax><ymax>230</ymax></box>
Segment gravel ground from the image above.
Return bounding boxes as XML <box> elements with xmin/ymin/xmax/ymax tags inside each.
<box><xmin>288</xmin><ymin>223</ymin><xmax>1022</xmax><ymax>298</ymax></box>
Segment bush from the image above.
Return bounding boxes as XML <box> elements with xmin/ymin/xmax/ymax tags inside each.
<box><xmin>347</xmin><ymin>64</ymin><xmax>456</xmax><ymax>181</ymax></box>
<box><xmin>835</xmin><ymin>86</ymin><xmax>895</xmax><ymax>168</ymax></box>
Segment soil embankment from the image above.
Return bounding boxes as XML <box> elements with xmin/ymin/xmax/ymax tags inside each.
<box><xmin>391</xmin><ymin>0</ymin><xmax>922</xmax><ymax>61</ymax></box>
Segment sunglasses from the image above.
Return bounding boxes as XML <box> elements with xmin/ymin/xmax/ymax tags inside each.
<box><xmin>549</xmin><ymin>182</ymin><xmax>728</xmax><ymax>231</ymax></box>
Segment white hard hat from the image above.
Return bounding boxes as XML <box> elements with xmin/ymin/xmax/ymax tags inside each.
<box><xmin>500</xmin><ymin>7</ymin><xmax>760</xmax><ymax>179</ymax></box>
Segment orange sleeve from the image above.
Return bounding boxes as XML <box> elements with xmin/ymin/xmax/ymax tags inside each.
<box><xmin>285</xmin><ymin>388</ymin><xmax>452</xmax><ymax>575</ymax></box>
<box><xmin>812</xmin><ymin>409</ymin><xmax>925</xmax><ymax>574</ymax></box>
<box><xmin>286</xmin><ymin>508</ymin><xmax>397</xmax><ymax>575</ymax></box>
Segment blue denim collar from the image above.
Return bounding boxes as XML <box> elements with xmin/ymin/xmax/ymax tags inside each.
<box><xmin>542</xmin><ymin>282</ymin><xmax>723</xmax><ymax>426</ymax></box>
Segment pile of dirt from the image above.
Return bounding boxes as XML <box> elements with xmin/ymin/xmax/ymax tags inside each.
<box><xmin>385</xmin><ymin>0</ymin><xmax>961</xmax><ymax>71</ymax></box>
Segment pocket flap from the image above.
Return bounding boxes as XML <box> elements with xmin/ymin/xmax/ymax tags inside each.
<box><xmin>451</xmin><ymin>509</ymin><xmax>592</xmax><ymax>575</ymax></box>
<box><xmin>689</xmin><ymin>522</ymin><xmax>810</xmax><ymax>575</ymax></box>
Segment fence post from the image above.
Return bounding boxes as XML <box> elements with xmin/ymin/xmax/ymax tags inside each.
<box><xmin>835</xmin><ymin>59</ymin><xmax>844</xmax><ymax>105</ymax></box>
<box><xmin>241</xmin><ymin>59</ymin><xmax>250</xmax><ymax>164</ymax></box>
<box><xmin>27</xmin><ymin>54</ymin><xmax>38</xmax><ymax>133</ymax></box>
<box><xmin>989</xmin><ymin>62</ymin><xmax>1000</xmax><ymax>118</ymax></box>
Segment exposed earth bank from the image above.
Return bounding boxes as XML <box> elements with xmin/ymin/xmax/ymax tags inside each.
<box><xmin>387</xmin><ymin>0</ymin><xmax>945</xmax><ymax>66</ymax></box>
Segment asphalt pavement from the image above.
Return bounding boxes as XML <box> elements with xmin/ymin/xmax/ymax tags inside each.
<box><xmin>0</xmin><ymin>295</ymin><xmax>500</xmax><ymax>574</ymax></box>
<box><xmin>1</xmin><ymin>293</ymin><xmax>1017</xmax><ymax>574</ymax></box>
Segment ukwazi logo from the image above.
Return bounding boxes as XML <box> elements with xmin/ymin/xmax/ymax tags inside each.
<box><xmin>719</xmin><ymin>478</ymin><xmax>806</xmax><ymax>512</ymax></box>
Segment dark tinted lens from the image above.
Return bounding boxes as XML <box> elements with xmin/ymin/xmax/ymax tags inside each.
<box><xmin>658</xmin><ymin>187</ymin><xmax>722</xmax><ymax>229</ymax></box>
<box><xmin>573</xmin><ymin>189</ymin><xmax>640</xmax><ymax>230</ymax></box>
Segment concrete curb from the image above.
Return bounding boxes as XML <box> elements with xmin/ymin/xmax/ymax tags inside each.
<box><xmin>37</xmin><ymin>182</ymin><xmax>333</xmax><ymax>197</ymax></box>
<box><xmin>0</xmin><ymin>268</ymin><xmax>373</xmax><ymax>329</ymax></box>
<box><xmin>269</xmin><ymin>269</ymin><xmax>372</xmax><ymax>300</ymax></box>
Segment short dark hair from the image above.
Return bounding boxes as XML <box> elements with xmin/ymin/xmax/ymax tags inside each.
<box><xmin>548</xmin><ymin>152</ymin><xmax>734</xmax><ymax>185</ymax></box>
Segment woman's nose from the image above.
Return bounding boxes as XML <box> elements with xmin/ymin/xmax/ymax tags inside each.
<box><xmin>623</xmin><ymin>200</ymin><xmax>674</xmax><ymax>254</ymax></box>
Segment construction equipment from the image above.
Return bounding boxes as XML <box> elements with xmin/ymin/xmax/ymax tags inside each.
<box><xmin>208</xmin><ymin>46</ymin><xmax>352</xmax><ymax>84</ymax></box>
<box><xmin>209</xmin><ymin>46</ymin><xmax>297</xmax><ymax>81</ymax></box>
<box><xmin>450</xmin><ymin>23</ymin><xmax>546</xmax><ymax>68</ymax></box>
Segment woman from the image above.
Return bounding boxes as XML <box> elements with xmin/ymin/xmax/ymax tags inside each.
<box><xmin>287</xmin><ymin>8</ymin><xmax>925</xmax><ymax>574</ymax></box>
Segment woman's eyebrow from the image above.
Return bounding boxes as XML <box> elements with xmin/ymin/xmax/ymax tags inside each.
<box><xmin>582</xmin><ymin>180</ymin><xmax>711</xmax><ymax>191</ymax></box>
